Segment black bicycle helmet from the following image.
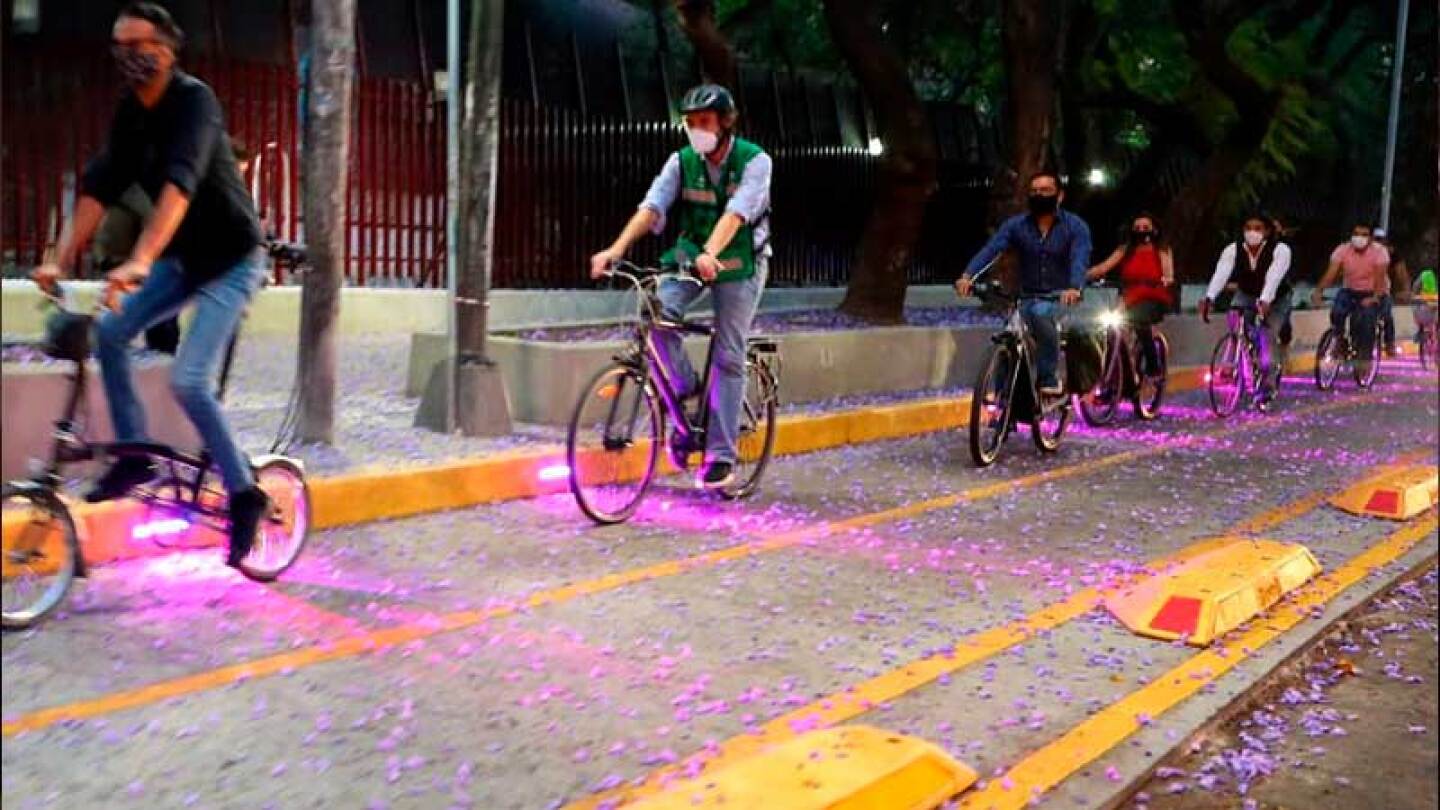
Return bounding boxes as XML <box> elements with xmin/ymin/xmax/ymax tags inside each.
<box><xmin>679</xmin><ymin>83</ymin><xmax>736</xmax><ymax>116</ymax></box>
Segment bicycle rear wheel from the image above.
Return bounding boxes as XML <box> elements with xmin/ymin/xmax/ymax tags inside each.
<box><xmin>1421</xmin><ymin>326</ymin><xmax>1438</xmax><ymax>371</ymax></box>
<box><xmin>1208</xmin><ymin>334</ymin><xmax>1245</xmax><ymax>416</ymax></box>
<box><xmin>1133</xmin><ymin>332</ymin><xmax>1168</xmax><ymax>420</ymax></box>
<box><xmin>2</xmin><ymin>484</ymin><xmax>80</xmax><ymax>630</ymax></box>
<box><xmin>1315</xmin><ymin>328</ymin><xmax>1341</xmax><ymax>391</ymax></box>
<box><xmin>722</xmin><ymin>359</ymin><xmax>778</xmax><ymax>501</ymax></box>
<box><xmin>237</xmin><ymin>457</ymin><xmax>311</xmax><ymax>582</ymax></box>
<box><xmin>969</xmin><ymin>344</ymin><xmax>1016</xmax><ymax>467</ymax></box>
<box><xmin>568</xmin><ymin>364</ymin><xmax>661</xmax><ymax>524</ymax></box>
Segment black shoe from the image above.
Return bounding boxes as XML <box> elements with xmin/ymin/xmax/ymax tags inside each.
<box><xmin>226</xmin><ymin>486</ymin><xmax>270</xmax><ymax>569</ymax></box>
<box><xmin>83</xmin><ymin>457</ymin><xmax>155</xmax><ymax>503</ymax></box>
<box><xmin>698</xmin><ymin>461</ymin><xmax>736</xmax><ymax>490</ymax></box>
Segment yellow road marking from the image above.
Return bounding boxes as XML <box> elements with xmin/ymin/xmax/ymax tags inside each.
<box><xmin>0</xmin><ymin>392</ymin><xmax>1406</xmax><ymax>738</ymax></box>
<box><xmin>559</xmin><ymin>470</ymin><xmax>1416</xmax><ymax>809</ymax></box>
<box><xmin>959</xmin><ymin>513</ymin><xmax>1438</xmax><ymax>809</ymax></box>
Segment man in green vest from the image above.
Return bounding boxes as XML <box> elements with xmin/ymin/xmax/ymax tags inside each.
<box><xmin>590</xmin><ymin>84</ymin><xmax>772</xmax><ymax>490</ymax></box>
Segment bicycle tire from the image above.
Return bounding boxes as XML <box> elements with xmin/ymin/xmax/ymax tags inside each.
<box><xmin>237</xmin><ymin>457</ymin><xmax>311</xmax><ymax>582</ymax></box>
<box><xmin>1315</xmin><ymin>328</ymin><xmax>1341</xmax><ymax>391</ymax></box>
<box><xmin>2</xmin><ymin>483</ymin><xmax>80</xmax><ymax>630</ymax></box>
<box><xmin>969</xmin><ymin>344</ymin><xmax>1016</xmax><ymax>467</ymax></box>
<box><xmin>721</xmin><ymin>361</ymin><xmax>778</xmax><ymax>501</ymax></box>
<box><xmin>567</xmin><ymin>364</ymin><xmax>661</xmax><ymax>524</ymax></box>
<box><xmin>1208</xmin><ymin>333</ymin><xmax>1245</xmax><ymax>416</ymax></box>
<box><xmin>1134</xmin><ymin>332</ymin><xmax>1169</xmax><ymax>420</ymax></box>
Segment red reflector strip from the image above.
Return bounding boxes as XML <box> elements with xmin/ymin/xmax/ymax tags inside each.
<box><xmin>1150</xmin><ymin>596</ymin><xmax>1202</xmax><ymax>637</ymax></box>
<box><xmin>1364</xmin><ymin>490</ymin><xmax>1400</xmax><ymax>515</ymax></box>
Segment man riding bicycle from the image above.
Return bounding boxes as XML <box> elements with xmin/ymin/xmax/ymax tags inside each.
<box><xmin>1199</xmin><ymin>215</ymin><xmax>1292</xmax><ymax>406</ymax></box>
<box><xmin>956</xmin><ymin>171</ymin><xmax>1091</xmax><ymax>396</ymax></box>
<box><xmin>31</xmin><ymin>2</ymin><xmax>269</xmax><ymax>570</ymax></box>
<box><xmin>1309</xmin><ymin>223</ymin><xmax>1389</xmax><ymax>379</ymax></box>
<box><xmin>588</xmin><ymin>83</ymin><xmax>772</xmax><ymax>490</ymax></box>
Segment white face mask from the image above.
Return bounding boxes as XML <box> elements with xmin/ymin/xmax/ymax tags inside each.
<box><xmin>1243</xmin><ymin>230</ymin><xmax>1265</xmax><ymax>248</ymax></box>
<box><xmin>1351</xmin><ymin>236</ymin><xmax>1370</xmax><ymax>250</ymax></box>
<box><xmin>685</xmin><ymin>126</ymin><xmax>719</xmax><ymax>155</ymax></box>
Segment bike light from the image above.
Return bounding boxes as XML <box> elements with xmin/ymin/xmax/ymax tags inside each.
<box><xmin>538</xmin><ymin>463</ymin><xmax>570</xmax><ymax>481</ymax></box>
<box><xmin>132</xmin><ymin>517</ymin><xmax>190</xmax><ymax>540</ymax></box>
<box><xmin>1204</xmin><ymin>372</ymin><xmax>1213</xmax><ymax>383</ymax></box>
<box><xmin>1099</xmin><ymin>310</ymin><xmax>1125</xmax><ymax>329</ymax></box>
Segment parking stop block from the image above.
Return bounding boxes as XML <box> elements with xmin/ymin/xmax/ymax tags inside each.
<box><xmin>1104</xmin><ymin>538</ymin><xmax>1321</xmax><ymax>646</ymax></box>
<box><xmin>626</xmin><ymin>725</ymin><xmax>976</xmax><ymax>810</ymax></box>
<box><xmin>1329</xmin><ymin>465</ymin><xmax>1438</xmax><ymax>521</ymax></box>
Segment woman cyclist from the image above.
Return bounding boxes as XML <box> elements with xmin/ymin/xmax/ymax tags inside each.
<box><xmin>1086</xmin><ymin>212</ymin><xmax>1174</xmax><ymax>376</ymax></box>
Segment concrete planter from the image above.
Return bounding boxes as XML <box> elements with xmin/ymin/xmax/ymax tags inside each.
<box><xmin>407</xmin><ymin>307</ymin><xmax>1418</xmax><ymax>427</ymax></box>
<box><xmin>1</xmin><ymin>359</ymin><xmax>201</xmax><ymax>481</ymax></box>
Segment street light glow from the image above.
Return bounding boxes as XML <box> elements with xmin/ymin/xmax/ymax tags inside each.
<box><xmin>867</xmin><ymin>137</ymin><xmax>884</xmax><ymax>156</ymax></box>
<box><xmin>1087</xmin><ymin>167</ymin><xmax>1109</xmax><ymax>187</ymax></box>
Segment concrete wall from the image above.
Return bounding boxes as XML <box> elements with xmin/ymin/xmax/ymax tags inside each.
<box><xmin>410</xmin><ymin>308</ymin><xmax>1416</xmax><ymax>426</ymax></box>
<box><xmin>1</xmin><ymin>360</ymin><xmax>202</xmax><ymax>481</ymax></box>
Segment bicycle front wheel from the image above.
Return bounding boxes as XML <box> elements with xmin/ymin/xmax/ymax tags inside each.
<box><xmin>1078</xmin><ymin>332</ymin><xmax>1120</xmax><ymax>427</ymax></box>
<box><xmin>1208</xmin><ymin>334</ymin><xmax>1245</xmax><ymax>416</ymax></box>
<box><xmin>969</xmin><ymin>343</ymin><xmax>1016</xmax><ymax>467</ymax></box>
<box><xmin>1355</xmin><ymin>326</ymin><xmax>1381</xmax><ymax>388</ymax></box>
<box><xmin>1134</xmin><ymin>332</ymin><xmax>1169</xmax><ymax>421</ymax></box>
<box><xmin>237</xmin><ymin>457</ymin><xmax>311</xmax><ymax>582</ymax></box>
<box><xmin>1315</xmin><ymin>329</ymin><xmax>1341</xmax><ymax>391</ymax></box>
<box><xmin>2</xmin><ymin>483</ymin><xmax>80</xmax><ymax>630</ymax></box>
<box><xmin>722</xmin><ymin>359</ymin><xmax>778</xmax><ymax>501</ymax></box>
<box><xmin>568</xmin><ymin>364</ymin><xmax>662</xmax><ymax>524</ymax></box>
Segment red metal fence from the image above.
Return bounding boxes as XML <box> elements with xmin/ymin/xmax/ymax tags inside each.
<box><xmin>1</xmin><ymin>49</ymin><xmax>446</xmax><ymax>287</ymax></box>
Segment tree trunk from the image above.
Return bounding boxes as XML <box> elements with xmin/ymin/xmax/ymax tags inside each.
<box><xmin>457</xmin><ymin>0</ymin><xmax>504</xmax><ymax>364</ymax></box>
<box><xmin>296</xmin><ymin>0</ymin><xmax>355</xmax><ymax>444</ymax></box>
<box><xmin>673</xmin><ymin>0</ymin><xmax>737</xmax><ymax>88</ymax></box>
<box><xmin>1161</xmin><ymin>122</ymin><xmax>1269</xmax><ymax>278</ymax></box>
<box><xmin>990</xmin><ymin>0</ymin><xmax>1060</xmax><ymax>220</ymax></box>
<box><xmin>824</xmin><ymin>0</ymin><xmax>938</xmax><ymax>323</ymax></box>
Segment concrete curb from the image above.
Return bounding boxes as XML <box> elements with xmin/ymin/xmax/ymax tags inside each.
<box><xmin>2</xmin><ymin>347</ymin><xmax>1362</xmax><ymax>572</ymax></box>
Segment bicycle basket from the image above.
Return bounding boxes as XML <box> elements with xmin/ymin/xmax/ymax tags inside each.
<box><xmin>1063</xmin><ymin>323</ymin><xmax>1105</xmax><ymax>394</ymax></box>
<box><xmin>42</xmin><ymin>310</ymin><xmax>93</xmax><ymax>362</ymax></box>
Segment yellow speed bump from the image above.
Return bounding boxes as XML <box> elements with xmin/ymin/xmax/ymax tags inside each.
<box><xmin>1104</xmin><ymin>538</ymin><xmax>1321</xmax><ymax>646</ymax></box>
<box><xmin>1329</xmin><ymin>465</ymin><xmax>1438</xmax><ymax>521</ymax></box>
<box><xmin>626</xmin><ymin>725</ymin><xmax>976</xmax><ymax>810</ymax></box>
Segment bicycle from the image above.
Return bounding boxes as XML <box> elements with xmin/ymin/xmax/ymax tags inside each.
<box><xmin>1077</xmin><ymin>289</ymin><xmax>1170</xmax><ymax>426</ymax></box>
<box><xmin>966</xmin><ymin>274</ymin><xmax>1074</xmax><ymax>467</ymax></box>
<box><xmin>1314</xmin><ymin>292</ymin><xmax>1383</xmax><ymax>391</ymax></box>
<box><xmin>1207</xmin><ymin>302</ymin><xmax>1281</xmax><ymax>416</ymax></box>
<box><xmin>1413</xmin><ymin>293</ymin><xmax>1438</xmax><ymax>371</ymax></box>
<box><xmin>3</xmin><ymin>260</ymin><xmax>310</xmax><ymax>630</ymax></box>
<box><xmin>567</xmin><ymin>259</ymin><xmax>780</xmax><ymax>524</ymax></box>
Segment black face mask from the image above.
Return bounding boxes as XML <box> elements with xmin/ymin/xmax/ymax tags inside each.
<box><xmin>115</xmin><ymin>49</ymin><xmax>162</xmax><ymax>86</ymax></box>
<box><xmin>1027</xmin><ymin>194</ymin><xmax>1059</xmax><ymax>215</ymax></box>
<box><xmin>1131</xmin><ymin>230</ymin><xmax>1155</xmax><ymax>244</ymax></box>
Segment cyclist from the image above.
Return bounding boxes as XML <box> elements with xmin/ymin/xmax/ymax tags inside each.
<box><xmin>588</xmin><ymin>83</ymin><xmax>772</xmax><ymax>490</ymax></box>
<box><xmin>1199</xmin><ymin>214</ymin><xmax>1292</xmax><ymax>406</ymax></box>
<box><xmin>30</xmin><ymin>2</ymin><xmax>269</xmax><ymax>570</ymax></box>
<box><xmin>1411</xmin><ymin>266</ymin><xmax>1437</xmax><ymax>345</ymax></box>
<box><xmin>956</xmin><ymin>171</ymin><xmax>1092</xmax><ymax>396</ymax></box>
<box><xmin>1085</xmin><ymin>211</ymin><xmax>1173</xmax><ymax>375</ymax></box>
<box><xmin>1371</xmin><ymin>228</ymin><xmax>1413</xmax><ymax>357</ymax></box>
<box><xmin>1309</xmin><ymin>223</ymin><xmax>1388</xmax><ymax>379</ymax></box>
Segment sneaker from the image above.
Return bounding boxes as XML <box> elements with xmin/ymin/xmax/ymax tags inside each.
<box><xmin>83</xmin><ymin>457</ymin><xmax>155</xmax><ymax>503</ymax></box>
<box><xmin>698</xmin><ymin>461</ymin><xmax>736</xmax><ymax>490</ymax></box>
<box><xmin>226</xmin><ymin>486</ymin><xmax>271</xmax><ymax>569</ymax></box>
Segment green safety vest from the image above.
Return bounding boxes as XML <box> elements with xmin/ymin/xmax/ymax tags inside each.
<box><xmin>1419</xmin><ymin>269</ymin><xmax>1438</xmax><ymax>296</ymax></box>
<box><xmin>661</xmin><ymin>137</ymin><xmax>767</xmax><ymax>284</ymax></box>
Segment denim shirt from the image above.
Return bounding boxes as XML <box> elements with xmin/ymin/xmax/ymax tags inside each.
<box><xmin>964</xmin><ymin>210</ymin><xmax>1092</xmax><ymax>293</ymax></box>
<box><xmin>639</xmin><ymin>145</ymin><xmax>773</xmax><ymax>258</ymax></box>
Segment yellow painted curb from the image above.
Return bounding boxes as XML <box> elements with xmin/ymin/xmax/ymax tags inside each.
<box><xmin>1329</xmin><ymin>464</ymin><xmax>1439</xmax><ymax>521</ymax></box>
<box><xmin>1103</xmin><ymin>537</ymin><xmax>1322</xmax><ymax>646</ymax></box>
<box><xmin>626</xmin><ymin>726</ymin><xmax>977</xmax><ymax>810</ymax></box>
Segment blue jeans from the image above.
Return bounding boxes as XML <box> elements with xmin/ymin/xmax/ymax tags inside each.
<box><xmin>654</xmin><ymin>260</ymin><xmax>767</xmax><ymax>465</ymax></box>
<box><xmin>96</xmin><ymin>252</ymin><xmax>267</xmax><ymax>493</ymax></box>
<box><xmin>1020</xmin><ymin>298</ymin><xmax>1061</xmax><ymax>388</ymax></box>
<box><xmin>1330</xmin><ymin>288</ymin><xmax>1380</xmax><ymax>358</ymax></box>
